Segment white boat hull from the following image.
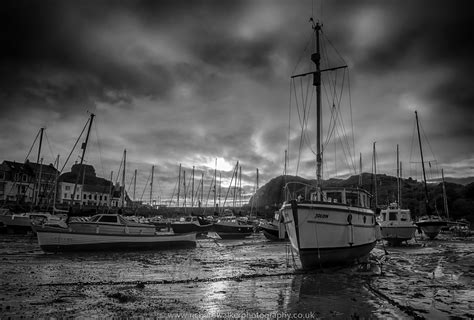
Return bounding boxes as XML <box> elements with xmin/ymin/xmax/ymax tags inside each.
<box><xmin>36</xmin><ymin>229</ymin><xmax>196</xmax><ymax>252</ymax></box>
<box><xmin>281</xmin><ymin>201</ymin><xmax>377</xmax><ymax>269</ymax></box>
<box><xmin>416</xmin><ymin>216</ymin><xmax>447</xmax><ymax>239</ymax></box>
<box><xmin>380</xmin><ymin>224</ymin><xmax>417</xmax><ymax>244</ymax></box>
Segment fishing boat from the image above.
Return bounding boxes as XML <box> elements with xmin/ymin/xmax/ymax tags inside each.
<box><xmin>279</xmin><ymin>19</ymin><xmax>377</xmax><ymax>269</ymax></box>
<box><xmin>378</xmin><ymin>145</ymin><xmax>417</xmax><ymax>245</ymax></box>
<box><xmin>214</xmin><ymin>210</ymin><xmax>254</xmax><ymax>239</ymax></box>
<box><xmin>171</xmin><ymin>215</ymin><xmax>213</xmax><ymax>235</ymax></box>
<box><xmin>379</xmin><ymin>203</ymin><xmax>417</xmax><ymax>245</ymax></box>
<box><xmin>0</xmin><ymin>210</ymin><xmax>62</xmax><ymax>234</ymax></box>
<box><xmin>413</xmin><ymin>111</ymin><xmax>447</xmax><ymax>239</ymax></box>
<box><xmin>259</xmin><ymin>211</ymin><xmax>287</xmax><ymax>241</ymax></box>
<box><xmin>33</xmin><ymin>213</ymin><xmax>196</xmax><ymax>252</ymax></box>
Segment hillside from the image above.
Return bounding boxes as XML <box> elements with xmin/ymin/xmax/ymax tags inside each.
<box><xmin>249</xmin><ymin>173</ymin><xmax>474</xmax><ymax>226</ymax></box>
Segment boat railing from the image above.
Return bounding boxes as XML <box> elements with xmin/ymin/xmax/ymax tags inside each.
<box><xmin>283</xmin><ymin>182</ymin><xmax>371</xmax><ymax>208</ymax></box>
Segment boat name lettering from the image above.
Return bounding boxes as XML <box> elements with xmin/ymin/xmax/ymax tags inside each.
<box><xmin>314</xmin><ymin>213</ymin><xmax>329</xmax><ymax>219</ymax></box>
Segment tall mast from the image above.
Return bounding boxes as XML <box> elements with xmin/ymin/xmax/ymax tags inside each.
<box><xmin>36</xmin><ymin>127</ymin><xmax>44</xmax><ymax>164</ymax></box>
<box><xmin>200</xmin><ymin>172</ymin><xmax>204</xmax><ymax>207</ymax></box>
<box><xmin>373</xmin><ymin>142</ymin><xmax>378</xmax><ymax>210</ymax></box>
<box><xmin>183</xmin><ymin>170</ymin><xmax>186</xmax><ymax>213</ymax></box>
<box><xmin>213</xmin><ymin>159</ymin><xmax>217</xmax><ymax>211</ymax></box>
<box><xmin>122</xmin><ymin>149</ymin><xmax>126</xmax><ymax>208</ymax></box>
<box><xmin>358</xmin><ymin>153</ymin><xmax>362</xmax><ymax>187</ymax></box>
<box><xmin>399</xmin><ymin>161</ymin><xmax>403</xmax><ymax>207</ymax></box>
<box><xmin>150</xmin><ymin>165</ymin><xmax>154</xmax><ymax>207</ymax></box>
<box><xmin>442</xmin><ymin>168</ymin><xmax>449</xmax><ymax>219</ymax></box>
<box><xmin>239</xmin><ymin>166</ymin><xmax>242</xmax><ymax>208</ymax></box>
<box><xmin>191</xmin><ymin>166</ymin><xmax>195</xmax><ymax>207</ymax></box>
<box><xmin>397</xmin><ymin>144</ymin><xmax>400</xmax><ymax>207</ymax></box>
<box><xmin>313</xmin><ymin>23</ymin><xmax>322</xmax><ymax>186</ymax></box>
<box><xmin>290</xmin><ymin>20</ymin><xmax>347</xmax><ymax>190</ymax></box>
<box><xmin>109</xmin><ymin>171</ymin><xmax>113</xmax><ymax>207</ymax></box>
<box><xmin>133</xmin><ymin>169</ymin><xmax>137</xmax><ymax>204</ymax></box>
<box><xmin>53</xmin><ymin>154</ymin><xmax>60</xmax><ymax>209</ymax></box>
<box><xmin>177</xmin><ymin>164</ymin><xmax>181</xmax><ymax>208</ymax></box>
<box><xmin>415</xmin><ymin>111</ymin><xmax>430</xmax><ymax>215</ymax></box>
<box><xmin>71</xmin><ymin>113</ymin><xmax>95</xmax><ymax>206</ymax></box>
<box><xmin>33</xmin><ymin>128</ymin><xmax>44</xmax><ymax>206</ymax></box>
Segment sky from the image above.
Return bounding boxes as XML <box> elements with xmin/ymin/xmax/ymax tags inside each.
<box><xmin>1</xmin><ymin>0</ymin><xmax>473</xmax><ymax>204</ymax></box>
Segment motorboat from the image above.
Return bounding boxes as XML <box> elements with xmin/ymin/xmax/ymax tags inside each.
<box><xmin>33</xmin><ymin>213</ymin><xmax>196</xmax><ymax>252</ymax></box>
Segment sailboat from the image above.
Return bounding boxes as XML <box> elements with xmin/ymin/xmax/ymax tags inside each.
<box><xmin>34</xmin><ymin>114</ymin><xmax>197</xmax><ymax>251</ymax></box>
<box><xmin>378</xmin><ymin>145</ymin><xmax>417</xmax><ymax>245</ymax></box>
<box><xmin>280</xmin><ymin>20</ymin><xmax>377</xmax><ymax>269</ymax></box>
<box><xmin>413</xmin><ymin>111</ymin><xmax>447</xmax><ymax>239</ymax></box>
<box><xmin>213</xmin><ymin>161</ymin><xmax>254</xmax><ymax>239</ymax></box>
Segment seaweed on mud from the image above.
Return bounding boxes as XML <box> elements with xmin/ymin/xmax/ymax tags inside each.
<box><xmin>107</xmin><ymin>291</ymin><xmax>138</xmax><ymax>303</ymax></box>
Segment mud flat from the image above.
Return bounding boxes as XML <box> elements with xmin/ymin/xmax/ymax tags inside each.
<box><xmin>0</xmin><ymin>232</ymin><xmax>473</xmax><ymax>319</ymax></box>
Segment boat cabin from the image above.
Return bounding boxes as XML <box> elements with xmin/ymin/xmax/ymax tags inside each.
<box><xmin>284</xmin><ymin>182</ymin><xmax>372</xmax><ymax>209</ymax></box>
<box><xmin>379</xmin><ymin>203</ymin><xmax>412</xmax><ymax>223</ymax></box>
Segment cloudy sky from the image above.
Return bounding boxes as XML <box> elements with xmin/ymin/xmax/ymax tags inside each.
<box><xmin>1</xmin><ymin>0</ymin><xmax>473</xmax><ymax>204</ymax></box>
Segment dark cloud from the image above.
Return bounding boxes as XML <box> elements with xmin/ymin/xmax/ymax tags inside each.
<box><xmin>0</xmin><ymin>0</ymin><xmax>473</xmax><ymax>200</ymax></box>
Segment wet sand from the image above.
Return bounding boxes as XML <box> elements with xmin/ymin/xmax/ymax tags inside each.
<box><xmin>0</xmin><ymin>232</ymin><xmax>473</xmax><ymax>319</ymax></box>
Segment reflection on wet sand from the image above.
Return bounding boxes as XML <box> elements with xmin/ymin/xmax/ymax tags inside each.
<box><xmin>0</xmin><ymin>233</ymin><xmax>473</xmax><ymax>318</ymax></box>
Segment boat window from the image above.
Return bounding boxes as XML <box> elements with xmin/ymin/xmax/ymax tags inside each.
<box><xmin>90</xmin><ymin>215</ymin><xmax>101</xmax><ymax>222</ymax></box>
<box><xmin>98</xmin><ymin>215</ymin><xmax>118</xmax><ymax>223</ymax></box>
<box><xmin>389</xmin><ymin>212</ymin><xmax>398</xmax><ymax>221</ymax></box>
<box><xmin>346</xmin><ymin>192</ymin><xmax>359</xmax><ymax>206</ymax></box>
<box><xmin>326</xmin><ymin>192</ymin><xmax>342</xmax><ymax>203</ymax></box>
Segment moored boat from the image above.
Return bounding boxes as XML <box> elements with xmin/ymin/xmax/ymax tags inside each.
<box><xmin>415</xmin><ymin>215</ymin><xmax>446</xmax><ymax>240</ymax></box>
<box><xmin>171</xmin><ymin>215</ymin><xmax>213</xmax><ymax>235</ymax></box>
<box><xmin>0</xmin><ymin>209</ymin><xmax>62</xmax><ymax>234</ymax></box>
<box><xmin>214</xmin><ymin>212</ymin><xmax>253</xmax><ymax>239</ymax></box>
<box><xmin>281</xmin><ymin>185</ymin><xmax>377</xmax><ymax>268</ymax></box>
<box><xmin>412</xmin><ymin>111</ymin><xmax>447</xmax><ymax>239</ymax></box>
<box><xmin>34</xmin><ymin>213</ymin><xmax>196</xmax><ymax>252</ymax></box>
<box><xmin>279</xmin><ymin>19</ymin><xmax>377</xmax><ymax>269</ymax></box>
<box><xmin>260</xmin><ymin>211</ymin><xmax>287</xmax><ymax>241</ymax></box>
<box><xmin>378</xmin><ymin>203</ymin><xmax>417</xmax><ymax>245</ymax></box>
<box><xmin>378</xmin><ymin>145</ymin><xmax>417</xmax><ymax>245</ymax></box>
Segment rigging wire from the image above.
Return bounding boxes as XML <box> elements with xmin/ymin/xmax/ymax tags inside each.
<box><xmin>24</xmin><ymin>129</ymin><xmax>41</xmax><ymax>162</ymax></box>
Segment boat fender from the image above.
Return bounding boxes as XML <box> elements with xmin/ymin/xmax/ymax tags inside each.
<box><xmin>347</xmin><ymin>213</ymin><xmax>352</xmax><ymax>225</ymax></box>
<box><xmin>290</xmin><ymin>200</ymin><xmax>298</xmax><ymax>216</ymax></box>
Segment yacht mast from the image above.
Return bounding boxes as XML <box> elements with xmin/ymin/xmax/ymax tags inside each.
<box><xmin>415</xmin><ymin>111</ymin><xmax>430</xmax><ymax>215</ymax></box>
<box><xmin>397</xmin><ymin>145</ymin><xmax>400</xmax><ymax>207</ymax></box>
<box><xmin>71</xmin><ymin>113</ymin><xmax>95</xmax><ymax>207</ymax></box>
<box><xmin>122</xmin><ymin>149</ymin><xmax>126</xmax><ymax>208</ymax></box>
<box><xmin>290</xmin><ymin>20</ymin><xmax>347</xmax><ymax>192</ymax></box>
<box><xmin>442</xmin><ymin>168</ymin><xmax>449</xmax><ymax>220</ymax></box>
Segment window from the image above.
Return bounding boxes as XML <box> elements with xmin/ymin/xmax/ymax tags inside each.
<box><xmin>22</xmin><ymin>174</ymin><xmax>28</xmax><ymax>182</ymax></box>
<box><xmin>389</xmin><ymin>212</ymin><xmax>398</xmax><ymax>221</ymax></box>
<box><xmin>104</xmin><ymin>196</ymin><xmax>107</xmax><ymax>201</ymax></box>
<box><xmin>14</xmin><ymin>173</ymin><xmax>19</xmax><ymax>181</ymax></box>
<box><xmin>94</xmin><ymin>195</ymin><xmax>97</xmax><ymax>200</ymax></box>
<box><xmin>64</xmin><ymin>193</ymin><xmax>68</xmax><ymax>199</ymax></box>
<box><xmin>88</xmin><ymin>194</ymin><xmax>92</xmax><ymax>200</ymax></box>
<box><xmin>98</xmin><ymin>215</ymin><xmax>119</xmax><ymax>223</ymax></box>
<box><xmin>0</xmin><ymin>171</ymin><xmax>5</xmax><ymax>180</ymax></box>
<box><xmin>65</xmin><ymin>186</ymin><xmax>71</xmax><ymax>191</ymax></box>
<box><xmin>99</xmin><ymin>195</ymin><xmax>103</xmax><ymax>201</ymax></box>
<box><xmin>83</xmin><ymin>194</ymin><xmax>87</xmax><ymax>199</ymax></box>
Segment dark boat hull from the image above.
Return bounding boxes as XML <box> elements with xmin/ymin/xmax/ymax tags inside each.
<box><xmin>214</xmin><ymin>223</ymin><xmax>253</xmax><ymax>239</ymax></box>
<box><xmin>36</xmin><ymin>230</ymin><xmax>197</xmax><ymax>252</ymax></box>
<box><xmin>298</xmin><ymin>241</ymin><xmax>377</xmax><ymax>269</ymax></box>
<box><xmin>171</xmin><ymin>223</ymin><xmax>213</xmax><ymax>234</ymax></box>
<box><xmin>416</xmin><ymin>218</ymin><xmax>447</xmax><ymax>239</ymax></box>
<box><xmin>261</xmin><ymin>224</ymin><xmax>288</xmax><ymax>241</ymax></box>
